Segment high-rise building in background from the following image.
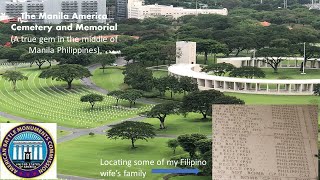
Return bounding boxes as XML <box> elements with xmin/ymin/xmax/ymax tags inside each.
<box><xmin>1</xmin><ymin>0</ymin><xmax>107</xmax><ymax>24</ymax></box>
<box><xmin>127</xmin><ymin>0</ymin><xmax>227</xmax><ymax>19</ymax></box>
<box><xmin>106</xmin><ymin>0</ymin><xmax>116</xmax><ymax>20</ymax></box>
<box><xmin>115</xmin><ymin>0</ymin><xmax>127</xmax><ymax>20</ymax></box>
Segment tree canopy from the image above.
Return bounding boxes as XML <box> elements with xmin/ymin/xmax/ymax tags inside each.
<box><xmin>123</xmin><ymin>64</ymin><xmax>153</xmax><ymax>91</ymax></box>
<box><xmin>93</xmin><ymin>53</ymin><xmax>116</xmax><ymax>73</ymax></box>
<box><xmin>80</xmin><ymin>94</ymin><xmax>104</xmax><ymax>109</ymax></box>
<box><xmin>107</xmin><ymin>121</ymin><xmax>156</xmax><ymax>148</ymax></box>
<box><xmin>2</xmin><ymin>70</ymin><xmax>28</xmax><ymax>91</ymax></box>
<box><xmin>202</xmin><ymin>63</ymin><xmax>236</xmax><ymax>76</ymax></box>
<box><xmin>144</xmin><ymin>102</ymin><xmax>180</xmax><ymax>129</ymax></box>
<box><xmin>39</xmin><ymin>64</ymin><xmax>92</xmax><ymax>89</ymax></box>
<box><xmin>229</xmin><ymin>66</ymin><xmax>266</xmax><ymax>79</ymax></box>
<box><xmin>181</xmin><ymin>90</ymin><xmax>245</xmax><ymax>119</ymax></box>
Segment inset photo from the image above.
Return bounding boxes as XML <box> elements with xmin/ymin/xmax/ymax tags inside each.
<box><xmin>212</xmin><ymin>105</ymin><xmax>318</xmax><ymax>180</ymax></box>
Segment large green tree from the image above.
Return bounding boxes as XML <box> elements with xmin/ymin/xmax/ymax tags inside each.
<box><xmin>144</xmin><ymin>102</ymin><xmax>180</xmax><ymax>129</ymax></box>
<box><xmin>120</xmin><ymin>89</ymin><xmax>143</xmax><ymax>108</ymax></box>
<box><xmin>166</xmin><ymin>75</ymin><xmax>181</xmax><ymax>99</ymax></box>
<box><xmin>229</xmin><ymin>66</ymin><xmax>266</xmax><ymax>79</ymax></box>
<box><xmin>181</xmin><ymin>90</ymin><xmax>244</xmax><ymax>119</ymax></box>
<box><xmin>123</xmin><ymin>64</ymin><xmax>154</xmax><ymax>91</ymax></box>
<box><xmin>93</xmin><ymin>53</ymin><xmax>116</xmax><ymax>73</ymax></box>
<box><xmin>80</xmin><ymin>93</ymin><xmax>104</xmax><ymax>109</ymax></box>
<box><xmin>167</xmin><ymin>139</ymin><xmax>179</xmax><ymax>154</ymax></box>
<box><xmin>153</xmin><ymin>77</ymin><xmax>168</xmax><ymax>97</ymax></box>
<box><xmin>2</xmin><ymin>70</ymin><xmax>28</xmax><ymax>91</ymax></box>
<box><xmin>178</xmin><ymin>76</ymin><xmax>199</xmax><ymax>96</ymax></box>
<box><xmin>108</xmin><ymin>90</ymin><xmax>124</xmax><ymax>106</ymax></box>
<box><xmin>257</xmin><ymin>47</ymin><xmax>290</xmax><ymax>73</ymax></box>
<box><xmin>196</xmin><ymin>39</ymin><xmax>227</xmax><ymax>64</ymax></box>
<box><xmin>181</xmin><ymin>90</ymin><xmax>223</xmax><ymax>119</ymax></box>
<box><xmin>0</xmin><ymin>48</ymin><xmax>26</xmax><ymax>63</ymax></box>
<box><xmin>107</xmin><ymin>121</ymin><xmax>156</xmax><ymax>148</ymax></box>
<box><xmin>39</xmin><ymin>64</ymin><xmax>92</xmax><ymax>89</ymax></box>
<box><xmin>177</xmin><ymin>134</ymin><xmax>207</xmax><ymax>158</ymax></box>
<box><xmin>201</xmin><ymin>63</ymin><xmax>235</xmax><ymax>76</ymax></box>
<box><xmin>20</xmin><ymin>53</ymin><xmax>49</xmax><ymax>69</ymax></box>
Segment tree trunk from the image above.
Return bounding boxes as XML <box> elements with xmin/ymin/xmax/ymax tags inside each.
<box><xmin>170</xmin><ymin>91</ymin><xmax>173</xmax><ymax>99</ymax></box>
<box><xmin>102</xmin><ymin>67</ymin><xmax>105</xmax><ymax>73</ymax></box>
<box><xmin>131</xmin><ymin>138</ymin><xmax>135</xmax><ymax>148</ymax></box>
<box><xmin>235</xmin><ymin>49</ymin><xmax>241</xmax><ymax>57</ymax></box>
<box><xmin>116</xmin><ymin>99</ymin><xmax>119</xmax><ymax>106</ymax></box>
<box><xmin>160</xmin><ymin>118</ymin><xmax>165</xmax><ymax>129</ymax></box>
<box><xmin>204</xmin><ymin>51</ymin><xmax>208</xmax><ymax>64</ymax></box>
<box><xmin>13</xmin><ymin>81</ymin><xmax>16</xmax><ymax>91</ymax></box>
<box><xmin>67</xmin><ymin>81</ymin><xmax>72</xmax><ymax>89</ymax></box>
<box><xmin>91</xmin><ymin>102</ymin><xmax>94</xmax><ymax>109</ymax></box>
<box><xmin>273</xmin><ymin>66</ymin><xmax>278</xmax><ymax>73</ymax></box>
<box><xmin>201</xmin><ymin>112</ymin><xmax>207</xmax><ymax>119</ymax></box>
<box><xmin>129</xmin><ymin>102</ymin><xmax>132</xmax><ymax>108</ymax></box>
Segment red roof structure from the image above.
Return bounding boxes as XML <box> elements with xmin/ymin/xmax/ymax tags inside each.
<box><xmin>260</xmin><ymin>21</ymin><xmax>271</xmax><ymax>27</ymax></box>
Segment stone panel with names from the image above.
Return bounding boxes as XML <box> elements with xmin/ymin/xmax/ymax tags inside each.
<box><xmin>212</xmin><ymin>105</ymin><xmax>318</xmax><ymax>180</ymax></box>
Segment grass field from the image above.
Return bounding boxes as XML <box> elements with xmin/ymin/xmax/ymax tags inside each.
<box><xmin>58</xmin><ymin>130</ymin><xmax>71</xmax><ymax>138</ymax></box>
<box><xmin>143</xmin><ymin>113</ymin><xmax>211</xmax><ymax>135</ymax></box>
<box><xmin>92</xmin><ymin>67</ymin><xmax>126</xmax><ymax>91</ymax></box>
<box><xmin>58</xmin><ymin>135</ymin><xmax>184</xmax><ymax>180</ymax></box>
<box><xmin>0</xmin><ymin>116</ymin><xmax>15</xmax><ymax>123</ymax></box>
<box><xmin>261</xmin><ymin>68</ymin><xmax>320</xmax><ymax>79</ymax></box>
<box><xmin>92</xmin><ymin>67</ymin><xmax>168</xmax><ymax>92</ymax></box>
<box><xmin>0</xmin><ymin>67</ymin><xmax>152</xmax><ymax>128</ymax></box>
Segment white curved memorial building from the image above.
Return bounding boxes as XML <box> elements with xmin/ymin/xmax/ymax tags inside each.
<box><xmin>169</xmin><ymin>41</ymin><xmax>320</xmax><ymax>95</ymax></box>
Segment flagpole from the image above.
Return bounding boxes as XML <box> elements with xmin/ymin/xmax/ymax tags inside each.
<box><xmin>301</xmin><ymin>42</ymin><xmax>306</xmax><ymax>74</ymax></box>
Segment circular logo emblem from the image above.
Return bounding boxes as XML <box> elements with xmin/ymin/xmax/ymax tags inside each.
<box><xmin>1</xmin><ymin>124</ymin><xmax>55</xmax><ymax>178</ymax></box>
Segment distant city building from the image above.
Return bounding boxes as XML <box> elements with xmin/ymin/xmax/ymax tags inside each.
<box><xmin>106</xmin><ymin>0</ymin><xmax>116</xmax><ymax>19</ymax></box>
<box><xmin>116</xmin><ymin>0</ymin><xmax>127</xmax><ymax>19</ymax></box>
<box><xmin>127</xmin><ymin>0</ymin><xmax>228</xmax><ymax>19</ymax></box>
<box><xmin>1</xmin><ymin>0</ymin><xmax>107</xmax><ymax>24</ymax></box>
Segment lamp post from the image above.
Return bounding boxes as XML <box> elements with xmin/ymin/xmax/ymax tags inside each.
<box><xmin>301</xmin><ymin>42</ymin><xmax>306</xmax><ymax>75</ymax></box>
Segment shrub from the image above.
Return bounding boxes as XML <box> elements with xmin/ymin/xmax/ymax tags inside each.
<box><xmin>89</xmin><ymin>132</ymin><xmax>95</xmax><ymax>136</ymax></box>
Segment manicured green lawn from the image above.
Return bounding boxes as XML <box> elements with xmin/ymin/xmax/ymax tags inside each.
<box><xmin>92</xmin><ymin>67</ymin><xmax>126</xmax><ymax>91</ymax></box>
<box><xmin>262</xmin><ymin>68</ymin><xmax>320</xmax><ymax>79</ymax></box>
<box><xmin>0</xmin><ymin>116</ymin><xmax>15</xmax><ymax>123</ymax></box>
<box><xmin>91</xmin><ymin>67</ymin><xmax>168</xmax><ymax>92</ymax></box>
<box><xmin>58</xmin><ymin>135</ymin><xmax>184</xmax><ymax>180</ymax></box>
<box><xmin>0</xmin><ymin>67</ymin><xmax>151</xmax><ymax>128</ymax></box>
<box><xmin>143</xmin><ymin>113</ymin><xmax>211</xmax><ymax>135</ymax></box>
<box><xmin>58</xmin><ymin>130</ymin><xmax>71</xmax><ymax>138</ymax></box>
<box><xmin>153</xmin><ymin>70</ymin><xmax>168</xmax><ymax>78</ymax></box>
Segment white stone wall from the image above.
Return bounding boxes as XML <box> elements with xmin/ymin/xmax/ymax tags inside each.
<box><xmin>176</xmin><ymin>41</ymin><xmax>196</xmax><ymax>64</ymax></box>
